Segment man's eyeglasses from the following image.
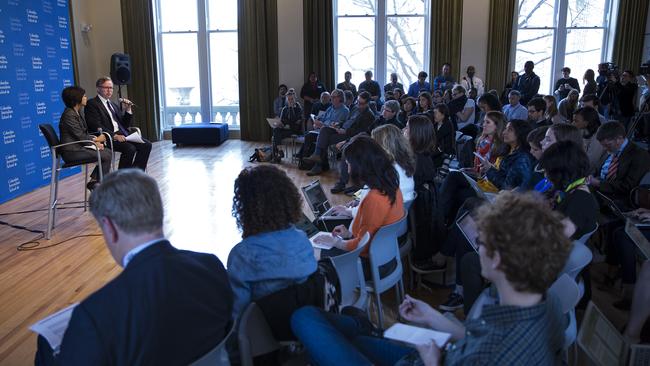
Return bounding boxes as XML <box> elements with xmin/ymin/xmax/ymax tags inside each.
<box><xmin>100</xmin><ymin>86</ymin><xmax>114</xmax><ymax>90</ymax></box>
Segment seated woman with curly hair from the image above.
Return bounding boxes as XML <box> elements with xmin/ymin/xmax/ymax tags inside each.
<box><xmin>227</xmin><ymin>165</ymin><xmax>318</xmax><ymax>317</ymax></box>
<box><xmin>316</xmin><ymin>136</ymin><xmax>404</xmax><ymax>270</ymax></box>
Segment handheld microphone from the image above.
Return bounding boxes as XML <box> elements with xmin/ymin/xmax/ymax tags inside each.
<box><xmin>118</xmin><ymin>98</ymin><xmax>137</xmax><ymax>108</ymax></box>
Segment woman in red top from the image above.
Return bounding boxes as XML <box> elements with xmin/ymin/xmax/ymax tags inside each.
<box><xmin>472</xmin><ymin>111</ymin><xmax>506</xmax><ymax>175</ymax></box>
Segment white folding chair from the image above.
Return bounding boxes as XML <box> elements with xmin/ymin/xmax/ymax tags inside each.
<box><xmin>328</xmin><ymin>232</ymin><xmax>370</xmax><ymax>311</ymax></box>
<box><xmin>190</xmin><ymin>322</ymin><xmax>234</xmax><ymax>366</ymax></box>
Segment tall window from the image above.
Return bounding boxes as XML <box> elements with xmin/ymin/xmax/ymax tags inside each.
<box><xmin>155</xmin><ymin>0</ymin><xmax>239</xmax><ymax>130</ymax></box>
<box><xmin>334</xmin><ymin>0</ymin><xmax>430</xmax><ymax>90</ymax></box>
<box><xmin>514</xmin><ymin>0</ymin><xmax>614</xmax><ymax>95</ymax></box>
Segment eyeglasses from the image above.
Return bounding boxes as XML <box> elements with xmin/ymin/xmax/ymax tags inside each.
<box><xmin>100</xmin><ymin>86</ymin><xmax>114</xmax><ymax>90</ymax></box>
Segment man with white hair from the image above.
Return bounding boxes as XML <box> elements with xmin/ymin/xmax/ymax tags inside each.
<box><xmin>35</xmin><ymin>170</ymin><xmax>233</xmax><ymax>365</ymax></box>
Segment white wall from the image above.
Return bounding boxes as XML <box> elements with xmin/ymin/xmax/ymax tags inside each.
<box><xmin>277</xmin><ymin>0</ymin><xmax>305</xmax><ymax>91</ymax></box>
<box><xmin>460</xmin><ymin>0</ymin><xmax>490</xmax><ymax>81</ymax></box>
<box><xmin>70</xmin><ymin>0</ymin><xmax>125</xmax><ymax>94</ymax></box>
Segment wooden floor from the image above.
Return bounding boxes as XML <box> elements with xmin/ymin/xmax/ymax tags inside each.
<box><xmin>0</xmin><ymin>139</ymin><xmax>631</xmax><ymax>365</ymax></box>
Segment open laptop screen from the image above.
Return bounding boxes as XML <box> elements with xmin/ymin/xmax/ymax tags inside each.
<box><xmin>302</xmin><ymin>181</ymin><xmax>330</xmax><ymax>216</ymax></box>
<box><xmin>457</xmin><ymin>211</ymin><xmax>480</xmax><ymax>252</ymax></box>
<box><xmin>294</xmin><ymin>213</ymin><xmax>320</xmax><ymax>238</ymax></box>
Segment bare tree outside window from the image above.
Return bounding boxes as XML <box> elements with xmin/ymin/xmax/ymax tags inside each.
<box><xmin>335</xmin><ymin>0</ymin><xmax>428</xmax><ymax>88</ymax></box>
<box><xmin>515</xmin><ymin>0</ymin><xmax>611</xmax><ymax>94</ymax></box>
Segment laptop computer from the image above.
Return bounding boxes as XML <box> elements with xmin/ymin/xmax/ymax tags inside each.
<box><xmin>294</xmin><ymin>213</ymin><xmax>334</xmax><ymax>250</ymax></box>
<box><xmin>266</xmin><ymin>118</ymin><xmax>283</xmax><ymax>128</ymax></box>
<box><xmin>596</xmin><ymin>191</ymin><xmax>650</xmax><ymax>227</ymax></box>
<box><xmin>456</xmin><ymin>211</ymin><xmax>480</xmax><ymax>253</ymax></box>
<box><xmin>459</xmin><ymin>171</ymin><xmax>497</xmax><ymax>203</ymax></box>
<box><xmin>301</xmin><ymin>180</ymin><xmax>350</xmax><ymax>219</ymax></box>
<box><xmin>578</xmin><ymin>301</ymin><xmax>650</xmax><ymax>366</ymax></box>
<box><xmin>624</xmin><ymin>219</ymin><xmax>650</xmax><ymax>260</ymax></box>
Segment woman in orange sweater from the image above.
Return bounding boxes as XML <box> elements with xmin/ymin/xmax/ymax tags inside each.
<box><xmin>315</xmin><ymin>136</ymin><xmax>404</xmax><ymax>260</ymax></box>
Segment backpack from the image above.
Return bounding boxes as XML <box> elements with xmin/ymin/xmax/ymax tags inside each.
<box><xmin>456</xmin><ymin>135</ymin><xmax>475</xmax><ymax>168</ymax></box>
<box><xmin>248</xmin><ymin>146</ymin><xmax>274</xmax><ymax>163</ymax></box>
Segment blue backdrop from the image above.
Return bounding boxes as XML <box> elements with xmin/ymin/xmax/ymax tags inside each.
<box><xmin>0</xmin><ymin>0</ymin><xmax>77</xmax><ymax>204</ymax></box>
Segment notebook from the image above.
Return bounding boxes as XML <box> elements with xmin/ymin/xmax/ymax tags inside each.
<box><xmin>597</xmin><ymin>191</ymin><xmax>650</xmax><ymax>227</ymax></box>
<box><xmin>459</xmin><ymin>171</ymin><xmax>496</xmax><ymax>203</ymax></box>
<box><xmin>294</xmin><ymin>213</ymin><xmax>334</xmax><ymax>250</ymax></box>
<box><xmin>578</xmin><ymin>301</ymin><xmax>650</xmax><ymax>366</ymax></box>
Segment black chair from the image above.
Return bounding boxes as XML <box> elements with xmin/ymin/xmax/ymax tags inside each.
<box><xmin>39</xmin><ymin>124</ymin><xmax>104</xmax><ymax>239</ymax></box>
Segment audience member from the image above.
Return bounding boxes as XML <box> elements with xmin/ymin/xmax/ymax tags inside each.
<box><xmin>407</xmin><ymin>71</ymin><xmax>432</xmax><ymax>98</ymax></box>
<box><xmin>527</xmin><ymin>126</ymin><xmax>549</xmax><ymax>187</ymax></box>
<box><xmin>502</xmin><ymin>90</ymin><xmax>528</xmax><ymax>121</ymax></box>
<box><xmin>415</xmin><ymin>91</ymin><xmax>434</xmax><ymax>121</ymax></box>
<box><xmin>514</xmin><ymin>61</ymin><xmax>541</xmax><ymax>105</ymax></box>
<box><xmin>359</xmin><ymin>70</ymin><xmax>382</xmax><ymax>103</ymax></box>
<box><xmin>500</xmin><ymin>70</ymin><xmax>519</xmax><ymax>105</ymax></box>
<box><xmin>580</xmin><ymin>94</ymin><xmax>607</xmax><ymax>124</ymax></box>
<box><xmin>397</xmin><ymin>96</ymin><xmax>416</xmax><ymax>126</ymax></box>
<box><xmin>303</xmin><ymin>89</ymin><xmax>350</xmax><ymax>176</ymax></box>
<box><xmin>601</xmin><ymin>70</ymin><xmax>638</xmax><ymax>127</ymax></box>
<box><xmin>330</xmin><ymin>92</ymin><xmax>377</xmax><ymax>193</ymax></box>
<box><xmin>273</xmin><ymin>84</ymin><xmax>288</xmax><ymax>117</ymax></box>
<box><xmin>540</xmin><ymin>123</ymin><xmax>583</xmax><ymax>151</ymax></box>
<box><xmin>307</xmin><ymin>91</ymin><xmax>374</xmax><ymax>177</ymax></box>
<box><xmin>85</xmin><ymin>76</ymin><xmax>152</xmax><ymax>172</ymax></box>
<box><xmin>432</xmin><ymin>89</ymin><xmax>444</xmax><ymax>105</ymax></box>
<box><xmin>300</xmin><ymin>72</ymin><xmax>328</xmax><ymax>119</ymax></box>
<box><xmin>315</xmin><ymin>137</ymin><xmax>403</xmax><ymax>269</ymax></box>
<box><xmin>527</xmin><ymin>97</ymin><xmax>551</xmax><ymax>128</ymax></box>
<box><xmin>368</xmin><ymin>99</ymin><xmax>403</xmax><ymax>131</ymax></box>
<box><xmin>554</xmin><ymin>67</ymin><xmax>580</xmax><ymax>100</ymax></box>
<box><xmin>336</xmin><ymin>71</ymin><xmax>358</xmax><ymax>98</ymax></box>
<box><xmin>539</xmin><ymin>141</ymin><xmax>599</xmax><ymax>239</ymax></box>
<box><xmin>583</xmin><ymin>69</ymin><xmax>598</xmax><ymax>97</ymax></box>
<box><xmin>310</xmin><ymin>91</ymin><xmax>332</xmax><ymax>116</ymax></box>
<box><xmin>35</xmin><ymin>170</ymin><xmax>233</xmax><ymax>365</ymax></box>
<box><xmin>483</xmin><ymin>119</ymin><xmax>534</xmax><ymax>190</ymax></box>
<box><xmin>228</xmin><ymin>165</ymin><xmax>317</xmax><ymax>317</ymax></box>
<box><xmin>57</xmin><ymin>86</ymin><xmax>111</xmax><ymax>191</ymax></box>
<box><xmin>272</xmin><ymin>88</ymin><xmax>302</xmax><ymax>162</ymax></box>
<box><xmin>384</xmin><ymin>72</ymin><xmax>404</xmax><ymax>95</ymax></box>
<box><xmin>460</xmin><ymin>65</ymin><xmax>485</xmax><ymax>97</ymax></box>
<box><xmin>452</xmin><ymin>85</ymin><xmax>477</xmax><ymax>138</ymax></box>
<box><xmin>433</xmin><ymin>63</ymin><xmax>455</xmax><ymax>92</ymax></box>
<box><xmin>558</xmin><ymin>89</ymin><xmax>580</xmax><ymax>121</ymax></box>
<box><xmin>573</xmin><ymin>106</ymin><xmax>606</xmax><ymax>173</ymax></box>
<box><xmin>596</xmin><ymin>63</ymin><xmax>609</xmax><ymax>98</ymax></box>
<box><xmin>432</xmin><ymin>103</ymin><xmax>456</xmax><ymax>156</ymax></box>
<box><xmin>393</xmin><ymin>88</ymin><xmax>404</xmax><ymax>102</ymax></box>
<box><xmin>587</xmin><ymin>121</ymin><xmax>650</xmax><ymax>207</ymax></box>
<box><xmin>476</xmin><ymin>92</ymin><xmax>502</xmax><ymax>124</ymax></box>
<box><xmin>292</xmin><ymin>192</ymin><xmax>570</xmax><ymax>366</ymax></box>
<box><xmin>543</xmin><ymin>95</ymin><xmax>566</xmax><ymax>124</ymax></box>
<box><xmin>370</xmin><ymin>124</ymin><xmax>416</xmax><ymax>201</ymax></box>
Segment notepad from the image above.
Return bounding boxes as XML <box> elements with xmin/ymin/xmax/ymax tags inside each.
<box><xmin>383</xmin><ymin>323</ymin><xmax>451</xmax><ymax>347</ymax></box>
<box><xmin>30</xmin><ymin>303</ymin><xmax>78</xmax><ymax>352</ymax></box>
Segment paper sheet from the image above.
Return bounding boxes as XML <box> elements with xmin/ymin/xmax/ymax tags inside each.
<box><xmin>383</xmin><ymin>323</ymin><xmax>451</xmax><ymax>347</ymax></box>
<box><xmin>125</xmin><ymin>131</ymin><xmax>145</xmax><ymax>144</ymax></box>
<box><xmin>310</xmin><ymin>232</ymin><xmax>334</xmax><ymax>250</ymax></box>
<box><xmin>29</xmin><ymin>303</ymin><xmax>78</xmax><ymax>351</ymax></box>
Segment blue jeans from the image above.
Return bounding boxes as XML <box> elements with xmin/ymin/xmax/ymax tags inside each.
<box><xmin>291</xmin><ymin>306</ymin><xmax>413</xmax><ymax>366</ymax></box>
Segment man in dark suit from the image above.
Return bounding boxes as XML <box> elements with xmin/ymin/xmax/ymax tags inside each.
<box><xmin>85</xmin><ymin>77</ymin><xmax>152</xmax><ymax>171</ymax></box>
<box><xmin>35</xmin><ymin>170</ymin><xmax>233</xmax><ymax>366</ymax></box>
<box><xmin>588</xmin><ymin>121</ymin><xmax>650</xmax><ymax>207</ymax></box>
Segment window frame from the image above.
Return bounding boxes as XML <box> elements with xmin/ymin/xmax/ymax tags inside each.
<box><xmin>513</xmin><ymin>0</ymin><xmax>615</xmax><ymax>95</ymax></box>
<box><xmin>333</xmin><ymin>0</ymin><xmax>431</xmax><ymax>90</ymax></box>
<box><xmin>153</xmin><ymin>0</ymin><xmax>240</xmax><ymax>130</ymax></box>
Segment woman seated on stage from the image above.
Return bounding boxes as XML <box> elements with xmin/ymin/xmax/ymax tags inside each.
<box><xmin>58</xmin><ymin>86</ymin><xmax>111</xmax><ymax>191</ymax></box>
<box><xmin>227</xmin><ymin>165</ymin><xmax>317</xmax><ymax>318</ymax></box>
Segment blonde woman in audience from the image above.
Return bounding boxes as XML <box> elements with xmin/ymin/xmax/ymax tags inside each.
<box><xmin>543</xmin><ymin>95</ymin><xmax>566</xmax><ymax>124</ymax></box>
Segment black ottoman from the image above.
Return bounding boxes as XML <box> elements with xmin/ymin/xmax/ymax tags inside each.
<box><xmin>171</xmin><ymin>123</ymin><xmax>229</xmax><ymax>146</ymax></box>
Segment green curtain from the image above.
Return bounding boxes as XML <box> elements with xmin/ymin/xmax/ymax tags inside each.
<box><xmin>485</xmin><ymin>0</ymin><xmax>516</xmax><ymax>92</ymax></box>
<box><xmin>120</xmin><ymin>0</ymin><xmax>161</xmax><ymax>141</ymax></box>
<box><xmin>303</xmin><ymin>0</ymin><xmax>334</xmax><ymax>91</ymax></box>
<box><xmin>612</xmin><ymin>0</ymin><xmax>650</xmax><ymax>72</ymax></box>
<box><xmin>429</xmin><ymin>0</ymin><xmax>463</xmax><ymax>82</ymax></box>
<box><xmin>238</xmin><ymin>0</ymin><xmax>279</xmax><ymax>142</ymax></box>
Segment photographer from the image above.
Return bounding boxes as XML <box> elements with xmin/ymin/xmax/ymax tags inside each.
<box><xmin>600</xmin><ymin>69</ymin><xmax>638</xmax><ymax>127</ymax></box>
